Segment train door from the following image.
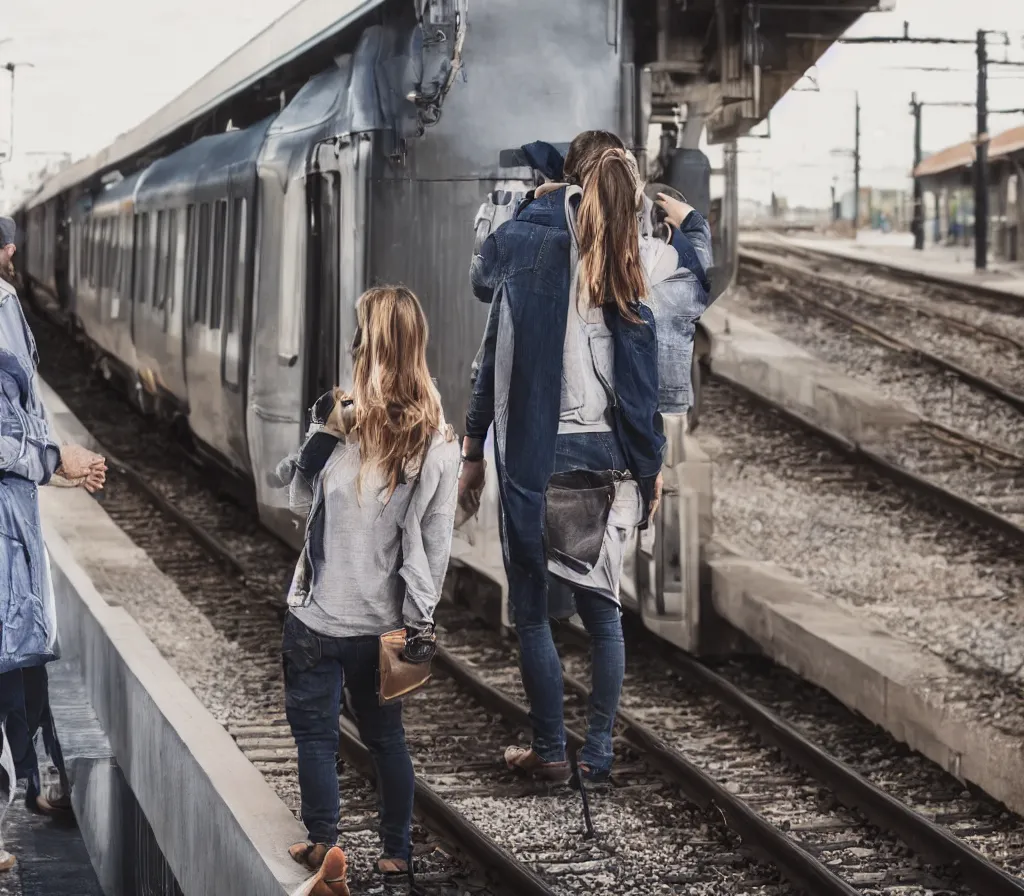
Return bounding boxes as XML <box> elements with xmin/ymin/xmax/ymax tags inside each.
<box><xmin>305</xmin><ymin>135</ymin><xmax>372</xmax><ymax>409</ymax></box>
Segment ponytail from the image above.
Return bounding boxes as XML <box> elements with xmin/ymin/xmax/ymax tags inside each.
<box><xmin>575</xmin><ymin>148</ymin><xmax>646</xmax><ymax>323</ymax></box>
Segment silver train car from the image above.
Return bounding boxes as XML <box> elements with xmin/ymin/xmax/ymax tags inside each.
<box><xmin>15</xmin><ymin>0</ymin><xmax>869</xmax><ymax>649</ymax></box>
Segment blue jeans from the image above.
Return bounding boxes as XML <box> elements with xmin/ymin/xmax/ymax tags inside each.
<box><xmin>511</xmin><ymin>431</ymin><xmax>628</xmax><ymax>775</ymax></box>
<box><xmin>282</xmin><ymin>614</ymin><xmax>414</xmax><ymax>860</ymax></box>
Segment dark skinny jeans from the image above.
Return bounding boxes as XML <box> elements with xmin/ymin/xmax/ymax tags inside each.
<box><xmin>282</xmin><ymin>613</ymin><xmax>414</xmax><ymax>860</ymax></box>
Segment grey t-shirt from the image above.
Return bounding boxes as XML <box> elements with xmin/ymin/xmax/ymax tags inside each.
<box><xmin>292</xmin><ymin>430</ymin><xmax>460</xmax><ymax>638</ymax></box>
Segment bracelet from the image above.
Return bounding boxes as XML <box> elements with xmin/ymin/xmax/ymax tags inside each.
<box><xmin>461</xmin><ymin>452</ymin><xmax>484</xmax><ymax>463</ymax></box>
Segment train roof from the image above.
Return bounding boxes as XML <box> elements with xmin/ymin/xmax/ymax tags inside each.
<box><xmin>27</xmin><ymin>0</ymin><xmax>386</xmax><ymax>211</ymax></box>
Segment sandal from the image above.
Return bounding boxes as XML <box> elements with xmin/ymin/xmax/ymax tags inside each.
<box><xmin>309</xmin><ymin>846</ymin><xmax>350</xmax><ymax>896</ymax></box>
<box><xmin>503</xmin><ymin>746</ymin><xmax>570</xmax><ymax>782</ymax></box>
<box><xmin>289</xmin><ymin>841</ymin><xmax>330</xmax><ymax>872</ymax></box>
<box><xmin>378</xmin><ymin>856</ymin><xmax>408</xmax><ymax>875</ymax></box>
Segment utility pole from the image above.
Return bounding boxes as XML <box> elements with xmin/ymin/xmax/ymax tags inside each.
<box><xmin>975</xmin><ymin>29</ymin><xmax>989</xmax><ymax>271</ymax></box>
<box><xmin>853</xmin><ymin>92</ymin><xmax>861</xmax><ymax>233</ymax></box>
<box><xmin>910</xmin><ymin>93</ymin><xmax>924</xmax><ymax>250</ymax></box>
<box><xmin>839</xmin><ymin>24</ymin><xmax>1000</xmax><ymax>270</ymax></box>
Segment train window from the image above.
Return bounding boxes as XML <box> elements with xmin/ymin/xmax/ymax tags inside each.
<box><xmin>278</xmin><ymin>185</ymin><xmax>305</xmax><ymax>362</ymax></box>
<box><xmin>309</xmin><ymin>172</ymin><xmax>341</xmax><ymax>405</ymax></box>
<box><xmin>154</xmin><ymin>211</ymin><xmax>167</xmax><ymax>307</ymax></box>
<box><xmin>229</xmin><ymin>198</ymin><xmax>246</xmax><ymax>335</ymax></box>
<box><xmin>164</xmin><ymin>209</ymin><xmax>178</xmax><ymax>311</ymax></box>
<box><xmin>105</xmin><ymin>220</ymin><xmax>117</xmax><ymax>291</ymax></box>
<box><xmin>133</xmin><ymin>215</ymin><xmax>143</xmax><ymax>304</ymax></box>
<box><xmin>96</xmin><ymin>220</ymin><xmax>105</xmax><ymax>289</ymax></box>
<box><xmin>210</xmin><ymin>199</ymin><xmax>227</xmax><ymax>330</ymax></box>
<box><xmin>195</xmin><ymin>203</ymin><xmax>210</xmax><ymax>324</ymax></box>
<box><xmin>184</xmin><ymin>204</ymin><xmax>195</xmax><ymax>317</ymax></box>
<box><xmin>121</xmin><ymin>214</ymin><xmax>132</xmax><ymax>301</ymax></box>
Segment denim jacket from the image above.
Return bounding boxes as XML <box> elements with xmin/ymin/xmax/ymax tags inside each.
<box><xmin>0</xmin><ymin>282</ymin><xmax>61</xmax><ymax>674</ymax></box>
<box><xmin>466</xmin><ymin>186</ymin><xmax>665</xmax><ymax>588</ymax></box>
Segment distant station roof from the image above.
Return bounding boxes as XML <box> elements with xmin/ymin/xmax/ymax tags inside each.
<box><xmin>28</xmin><ymin>0</ymin><xmax>384</xmax><ymax>209</ymax></box>
<box><xmin>914</xmin><ymin>124</ymin><xmax>1024</xmax><ymax>179</ymax></box>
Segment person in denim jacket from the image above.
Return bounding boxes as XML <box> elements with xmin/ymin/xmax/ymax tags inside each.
<box><xmin>0</xmin><ymin>218</ymin><xmax>106</xmax><ymax>869</ymax></box>
<box><xmin>457</xmin><ymin>131</ymin><xmax>666</xmax><ymax>782</ymax></box>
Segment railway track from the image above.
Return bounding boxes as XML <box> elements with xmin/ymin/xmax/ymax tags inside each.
<box><xmin>734</xmin><ymin>249</ymin><xmax>1024</xmax><ymax>548</ymax></box>
<box><xmin>27</xmin><ymin>306</ymin><xmax>1024</xmax><ymax>894</ymax></box>
<box><xmin>701</xmin><ymin>377</ymin><xmax>1024</xmax><ymax>753</ymax></box>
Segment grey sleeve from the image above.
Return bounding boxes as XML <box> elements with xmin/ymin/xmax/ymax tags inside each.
<box><xmin>399</xmin><ymin>441</ymin><xmax>460</xmax><ymax>630</ymax></box>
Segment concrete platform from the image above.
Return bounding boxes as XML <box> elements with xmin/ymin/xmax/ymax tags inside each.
<box><xmin>743</xmin><ymin>230</ymin><xmax>1024</xmax><ymax>300</ymax></box>
<box><xmin>701</xmin><ymin>301</ymin><xmax>919</xmax><ymax>446</ymax></box>
<box><xmin>38</xmin><ymin>383</ymin><xmax>307</xmax><ymax>896</ymax></box>
<box><xmin>0</xmin><ymin>661</ymin><xmax>105</xmax><ymax>896</ymax></box>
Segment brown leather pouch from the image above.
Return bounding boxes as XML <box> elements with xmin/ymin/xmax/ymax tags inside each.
<box><xmin>378</xmin><ymin>629</ymin><xmax>433</xmax><ymax>705</ymax></box>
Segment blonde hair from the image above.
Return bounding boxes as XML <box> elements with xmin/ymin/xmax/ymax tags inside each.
<box><xmin>345</xmin><ymin>285</ymin><xmax>445</xmax><ymax>500</ymax></box>
<box><xmin>563</xmin><ymin>131</ymin><xmax>647</xmax><ymax>323</ymax></box>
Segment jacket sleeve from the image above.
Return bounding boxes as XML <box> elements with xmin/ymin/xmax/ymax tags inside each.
<box><xmin>0</xmin><ymin>370</ymin><xmax>60</xmax><ymax>485</ymax></box>
<box><xmin>465</xmin><ymin>290</ymin><xmax>501</xmax><ymax>441</ymax></box>
<box><xmin>649</xmin><ymin>270</ymin><xmax>713</xmax><ymax>415</ymax></box>
<box><xmin>287</xmin><ymin>427</ymin><xmax>341</xmax><ymax>515</ymax></box>
<box><xmin>469</xmin><ymin>231</ymin><xmax>500</xmax><ymax>303</ymax></box>
<box><xmin>400</xmin><ymin>441</ymin><xmax>460</xmax><ymax>630</ymax></box>
<box><xmin>678</xmin><ymin>210</ymin><xmax>713</xmax><ymax>274</ymax></box>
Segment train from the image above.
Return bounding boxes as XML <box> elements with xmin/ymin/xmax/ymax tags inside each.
<box><xmin>13</xmin><ymin>0</ymin><xmax>869</xmax><ymax>649</ymax></box>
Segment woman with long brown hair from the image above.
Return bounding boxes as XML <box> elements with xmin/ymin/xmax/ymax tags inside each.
<box><xmin>459</xmin><ymin>130</ymin><xmax>666</xmax><ymax>783</ymax></box>
<box><xmin>278</xmin><ymin>286</ymin><xmax>459</xmax><ymax>894</ymax></box>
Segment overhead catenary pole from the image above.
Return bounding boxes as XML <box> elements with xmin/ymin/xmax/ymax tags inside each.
<box><xmin>911</xmin><ymin>93</ymin><xmax>924</xmax><ymax>250</ymax></box>
<box><xmin>853</xmin><ymin>92</ymin><xmax>861</xmax><ymax>233</ymax></box>
<box><xmin>975</xmin><ymin>28</ymin><xmax>989</xmax><ymax>271</ymax></box>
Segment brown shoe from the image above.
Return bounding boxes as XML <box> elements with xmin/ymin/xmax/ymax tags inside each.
<box><xmin>309</xmin><ymin>846</ymin><xmax>349</xmax><ymax>896</ymax></box>
<box><xmin>289</xmin><ymin>841</ymin><xmax>330</xmax><ymax>872</ymax></box>
<box><xmin>504</xmin><ymin>746</ymin><xmax>570</xmax><ymax>781</ymax></box>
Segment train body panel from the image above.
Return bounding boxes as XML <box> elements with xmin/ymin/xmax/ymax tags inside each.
<box><xmin>73</xmin><ymin>173</ymin><xmax>143</xmax><ymax>372</ymax></box>
<box><xmin>248</xmin><ymin>47</ymin><xmax>381</xmax><ymax>546</ymax></box>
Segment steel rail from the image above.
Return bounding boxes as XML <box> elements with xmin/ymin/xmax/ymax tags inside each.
<box><xmin>712</xmin><ymin>372</ymin><xmax>1024</xmax><ymax>549</ymax></box>
<box><xmin>434</xmin><ymin>646</ymin><xmax>861</xmax><ymax>896</ymax></box>
<box><xmin>741</xmin><ymin>245</ymin><xmax>1024</xmax><ymax>355</ymax></box>
<box><xmin>740</xmin><ymin>239</ymin><xmax>1024</xmax><ymax>309</ymax></box>
<box><xmin>337</xmin><ymin>715</ymin><xmax>556</xmax><ymax>896</ymax></box>
<box><xmin>553</xmin><ymin>619</ymin><xmax>1024</xmax><ymax>896</ymax></box>
<box><xmin>662</xmin><ymin>651</ymin><xmax>1024</xmax><ymax>896</ymax></box>
<box><xmin>741</xmin><ymin>251</ymin><xmax>1024</xmax><ymax>415</ymax></box>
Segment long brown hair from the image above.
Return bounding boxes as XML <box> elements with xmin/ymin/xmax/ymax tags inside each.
<box><xmin>346</xmin><ymin>285</ymin><xmax>444</xmax><ymax>499</ymax></box>
<box><xmin>563</xmin><ymin>129</ymin><xmax>646</xmax><ymax>321</ymax></box>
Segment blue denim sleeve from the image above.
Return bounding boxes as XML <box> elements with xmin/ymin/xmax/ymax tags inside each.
<box><xmin>0</xmin><ymin>371</ymin><xmax>59</xmax><ymax>485</ymax></box>
<box><xmin>649</xmin><ymin>269</ymin><xmax>713</xmax><ymax>415</ymax></box>
<box><xmin>465</xmin><ymin>288</ymin><xmax>501</xmax><ymax>441</ymax></box>
<box><xmin>668</xmin><ymin>226</ymin><xmax>709</xmax><ymax>293</ymax></box>
<box><xmin>678</xmin><ymin>210</ymin><xmax>713</xmax><ymax>273</ymax></box>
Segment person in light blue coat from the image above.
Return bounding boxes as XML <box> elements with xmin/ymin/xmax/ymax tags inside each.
<box><xmin>0</xmin><ymin>218</ymin><xmax>106</xmax><ymax>869</ymax></box>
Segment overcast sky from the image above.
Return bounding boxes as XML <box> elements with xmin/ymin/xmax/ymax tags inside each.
<box><xmin>0</xmin><ymin>0</ymin><xmax>1021</xmax><ymax>209</ymax></box>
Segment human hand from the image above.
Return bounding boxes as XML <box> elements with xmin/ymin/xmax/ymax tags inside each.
<box><xmin>401</xmin><ymin>624</ymin><xmax>436</xmax><ymax>664</ymax></box>
<box><xmin>59</xmin><ymin>444</ymin><xmax>105</xmax><ymax>480</ymax></box>
<box><xmin>649</xmin><ymin>471</ymin><xmax>664</xmax><ymax>523</ymax></box>
<box><xmin>82</xmin><ymin>464</ymin><xmax>107</xmax><ymax>493</ymax></box>
<box><xmin>457</xmin><ymin>438</ymin><xmax>486</xmax><ymax>520</ymax></box>
<box><xmin>656</xmin><ymin>192</ymin><xmax>695</xmax><ymax>230</ymax></box>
